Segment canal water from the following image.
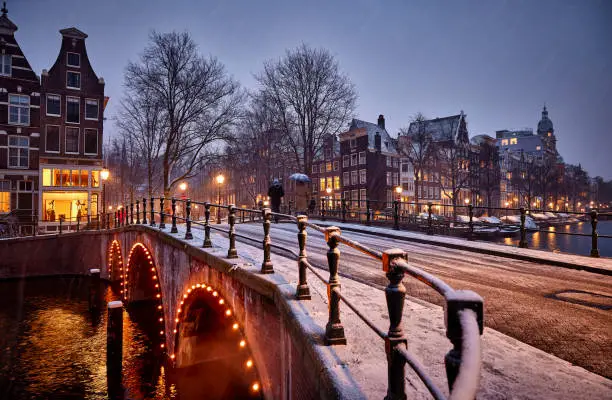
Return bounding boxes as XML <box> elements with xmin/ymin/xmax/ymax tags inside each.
<box><xmin>0</xmin><ymin>277</ymin><xmax>262</xmax><ymax>399</ymax></box>
<box><xmin>496</xmin><ymin>220</ymin><xmax>612</xmax><ymax>258</ymax></box>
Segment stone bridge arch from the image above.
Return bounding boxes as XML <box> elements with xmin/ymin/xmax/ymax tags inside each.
<box><xmin>106</xmin><ymin>239</ymin><xmax>123</xmax><ymax>282</ymax></box>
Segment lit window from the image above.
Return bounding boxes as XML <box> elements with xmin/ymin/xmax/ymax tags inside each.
<box><xmin>510</xmin><ymin>138</ymin><xmax>518</xmax><ymax>145</ymax></box>
<box><xmin>42</xmin><ymin>169</ymin><xmax>52</xmax><ymax>187</ymax></box>
<box><xmin>66</xmin><ymin>127</ymin><xmax>79</xmax><ymax>153</ymax></box>
<box><xmin>84</xmin><ymin>129</ymin><xmax>98</xmax><ymax>155</ymax></box>
<box><xmin>80</xmin><ymin>170</ymin><xmax>89</xmax><ymax>187</ymax></box>
<box><xmin>85</xmin><ymin>99</ymin><xmax>98</xmax><ymax>120</ymax></box>
<box><xmin>548</xmin><ymin>132</ymin><xmax>552</xmax><ymax>137</ymax></box>
<box><xmin>501</xmin><ymin>139</ymin><xmax>508</xmax><ymax>146</ymax></box>
<box><xmin>536</xmin><ymin>145</ymin><xmax>541</xmax><ymax>151</ymax></box>
<box><xmin>320</xmin><ymin>178</ymin><xmax>326</xmax><ymax>191</ymax></box>
<box><xmin>92</xmin><ymin>171</ymin><xmax>100</xmax><ymax>188</ymax></box>
<box><xmin>67</xmin><ymin>52</ymin><xmax>80</xmax><ymax>68</ymax></box>
<box><xmin>334</xmin><ymin>176</ymin><xmax>340</xmax><ymax>189</ymax></box>
<box><xmin>67</xmin><ymin>71</ymin><xmax>81</xmax><ymax>89</ymax></box>
<box><xmin>8</xmin><ymin>136</ymin><xmax>29</xmax><ymax>168</ymax></box>
<box><xmin>9</xmin><ymin>94</ymin><xmax>30</xmax><ymax>125</ymax></box>
<box><xmin>45</xmin><ymin>125</ymin><xmax>60</xmax><ymax>153</ymax></box>
<box><xmin>0</xmin><ymin>54</ymin><xmax>11</xmax><ymax>76</ymax></box>
<box><xmin>46</xmin><ymin>94</ymin><xmax>61</xmax><ymax>116</ymax></box>
<box><xmin>66</xmin><ymin>97</ymin><xmax>79</xmax><ymax>123</ymax></box>
<box><xmin>0</xmin><ymin>181</ymin><xmax>9</xmax><ymax>213</ymax></box>
<box><xmin>326</xmin><ymin>162</ymin><xmax>332</xmax><ymax>172</ymax></box>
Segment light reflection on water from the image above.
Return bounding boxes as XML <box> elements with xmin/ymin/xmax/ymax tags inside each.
<box><xmin>496</xmin><ymin>220</ymin><xmax>612</xmax><ymax>257</ymax></box>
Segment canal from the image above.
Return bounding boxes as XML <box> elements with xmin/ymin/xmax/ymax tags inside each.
<box><xmin>0</xmin><ymin>277</ymin><xmax>263</xmax><ymax>399</ymax></box>
<box><xmin>497</xmin><ymin>220</ymin><xmax>612</xmax><ymax>257</ymax></box>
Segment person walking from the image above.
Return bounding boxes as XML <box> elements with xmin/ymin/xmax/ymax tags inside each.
<box><xmin>268</xmin><ymin>179</ymin><xmax>284</xmax><ymax>222</ymax></box>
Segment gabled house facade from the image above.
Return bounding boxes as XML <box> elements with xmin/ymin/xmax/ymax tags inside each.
<box><xmin>39</xmin><ymin>27</ymin><xmax>105</xmax><ymax>231</ymax></box>
<box><xmin>0</xmin><ymin>6</ymin><xmax>40</xmax><ymax>235</ymax></box>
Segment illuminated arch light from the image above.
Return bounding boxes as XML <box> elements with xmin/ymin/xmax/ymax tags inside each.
<box><xmin>124</xmin><ymin>242</ymin><xmax>167</xmax><ymax>355</ymax></box>
<box><xmin>107</xmin><ymin>240</ymin><xmax>122</xmax><ymax>280</ymax></box>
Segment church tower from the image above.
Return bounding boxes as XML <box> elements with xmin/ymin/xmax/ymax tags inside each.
<box><xmin>536</xmin><ymin>105</ymin><xmax>557</xmax><ymax>157</ymax></box>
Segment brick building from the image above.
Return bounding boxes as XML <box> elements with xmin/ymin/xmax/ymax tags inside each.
<box><xmin>0</xmin><ymin>6</ymin><xmax>40</xmax><ymax>235</ymax></box>
<box><xmin>39</xmin><ymin>27</ymin><xmax>106</xmax><ymax>231</ymax></box>
<box><xmin>310</xmin><ymin>133</ymin><xmax>341</xmax><ymax>208</ymax></box>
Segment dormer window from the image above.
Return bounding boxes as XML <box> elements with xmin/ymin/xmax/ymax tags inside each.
<box><xmin>67</xmin><ymin>71</ymin><xmax>80</xmax><ymax>89</ymax></box>
<box><xmin>0</xmin><ymin>54</ymin><xmax>11</xmax><ymax>76</ymax></box>
<box><xmin>67</xmin><ymin>52</ymin><xmax>80</xmax><ymax>68</ymax></box>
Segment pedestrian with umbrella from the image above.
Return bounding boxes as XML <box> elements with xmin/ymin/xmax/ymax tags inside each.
<box><xmin>288</xmin><ymin>173</ymin><xmax>311</xmax><ymax>215</ymax></box>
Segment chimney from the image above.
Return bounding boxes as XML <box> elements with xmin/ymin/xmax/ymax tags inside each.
<box><xmin>374</xmin><ymin>132</ymin><xmax>382</xmax><ymax>152</ymax></box>
<box><xmin>377</xmin><ymin>114</ymin><xmax>385</xmax><ymax>130</ymax></box>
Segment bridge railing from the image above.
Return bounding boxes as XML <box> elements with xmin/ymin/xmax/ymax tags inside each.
<box><xmin>311</xmin><ymin>199</ymin><xmax>611</xmax><ymax>258</ymax></box>
<box><xmin>107</xmin><ymin>196</ymin><xmax>484</xmax><ymax>399</ymax></box>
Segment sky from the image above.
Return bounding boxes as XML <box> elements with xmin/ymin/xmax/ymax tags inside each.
<box><xmin>9</xmin><ymin>0</ymin><xmax>612</xmax><ymax>178</ymax></box>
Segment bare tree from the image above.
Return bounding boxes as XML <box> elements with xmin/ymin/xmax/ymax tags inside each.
<box><xmin>398</xmin><ymin>112</ymin><xmax>436</xmax><ymax>207</ymax></box>
<box><xmin>510</xmin><ymin>151</ymin><xmax>539</xmax><ymax>210</ymax></box>
<box><xmin>116</xmin><ymin>88</ymin><xmax>165</xmax><ymax>196</ymax></box>
<box><xmin>438</xmin><ymin>140</ymin><xmax>472</xmax><ymax>217</ymax></box>
<box><xmin>124</xmin><ymin>31</ymin><xmax>244</xmax><ymax>197</ymax></box>
<box><xmin>254</xmin><ymin>44</ymin><xmax>357</xmax><ymax>174</ymax></box>
<box><xmin>474</xmin><ymin>140</ymin><xmax>501</xmax><ymax>213</ymax></box>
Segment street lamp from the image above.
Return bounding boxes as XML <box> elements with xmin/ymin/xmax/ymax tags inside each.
<box><xmin>216</xmin><ymin>174</ymin><xmax>225</xmax><ymax>224</ymax></box>
<box><xmin>101</xmin><ymin>168</ymin><xmax>109</xmax><ymax>223</ymax></box>
<box><xmin>179</xmin><ymin>181</ymin><xmax>187</xmax><ymax>192</ymax></box>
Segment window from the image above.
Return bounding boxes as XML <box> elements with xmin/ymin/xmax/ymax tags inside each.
<box><xmin>319</xmin><ymin>163</ymin><xmax>324</xmax><ymax>173</ymax></box>
<box><xmin>8</xmin><ymin>136</ymin><xmax>29</xmax><ymax>168</ymax></box>
<box><xmin>312</xmin><ymin>183</ymin><xmax>318</xmax><ymax>193</ymax></box>
<box><xmin>46</xmin><ymin>94</ymin><xmax>61</xmax><ymax>116</ymax></box>
<box><xmin>501</xmin><ymin>139</ymin><xmax>509</xmax><ymax>146</ymax></box>
<box><xmin>85</xmin><ymin>99</ymin><xmax>99</xmax><ymax>120</ymax></box>
<box><xmin>66</xmin><ymin>127</ymin><xmax>79</xmax><ymax>153</ymax></box>
<box><xmin>342</xmin><ymin>155</ymin><xmax>350</xmax><ymax>167</ymax></box>
<box><xmin>536</xmin><ymin>145</ymin><xmax>542</xmax><ymax>151</ymax></box>
<box><xmin>326</xmin><ymin>177</ymin><xmax>332</xmax><ymax>190</ymax></box>
<box><xmin>312</xmin><ymin>165</ymin><xmax>316</xmax><ymax>174</ymax></box>
<box><xmin>350</xmin><ymin>138</ymin><xmax>357</xmax><ymax>148</ymax></box>
<box><xmin>401</xmin><ymin>162</ymin><xmax>408</xmax><ymax>173</ymax></box>
<box><xmin>0</xmin><ymin>181</ymin><xmax>9</xmax><ymax>213</ymax></box>
<box><xmin>386</xmin><ymin>156</ymin><xmax>391</xmax><ymax>167</ymax></box>
<box><xmin>359</xmin><ymin>189</ymin><xmax>366</xmax><ymax>207</ymax></box>
<box><xmin>67</xmin><ymin>71</ymin><xmax>81</xmax><ymax>89</ymax></box>
<box><xmin>67</xmin><ymin>52</ymin><xmax>80</xmax><ymax>68</ymax></box>
<box><xmin>66</xmin><ymin>97</ymin><xmax>79</xmax><ymax>123</ymax></box>
<box><xmin>351</xmin><ymin>153</ymin><xmax>358</xmax><ymax>166</ymax></box>
<box><xmin>9</xmin><ymin>94</ymin><xmax>30</xmax><ymax>125</ymax></box>
<box><xmin>46</xmin><ymin>125</ymin><xmax>60</xmax><ymax>153</ymax></box>
<box><xmin>320</xmin><ymin>178</ymin><xmax>326</xmax><ymax>191</ymax></box>
<box><xmin>351</xmin><ymin>170</ymin><xmax>358</xmax><ymax>185</ymax></box>
<box><xmin>84</xmin><ymin>129</ymin><xmax>98</xmax><ymax>155</ymax></box>
<box><xmin>359</xmin><ymin>151</ymin><xmax>366</xmax><ymax>165</ymax></box>
<box><xmin>510</xmin><ymin>138</ymin><xmax>518</xmax><ymax>145</ymax></box>
<box><xmin>351</xmin><ymin>190</ymin><xmax>359</xmax><ymax>202</ymax></box>
<box><xmin>386</xmin><ymin>172</ymin><xmax>391</xmax><ymax>186</ymax></box>
<box><xmin>334</xmin><ymin>176</ymin><xmax>340</xmax><ymax>190</ymax></box>
<box><xmin>91</xmin><ymin>171</ymin><xmax>100</xmax><ymax>188</ymax></box>
<box><xmin>0</xmin><ymin>54</ymin><xmax>11</xmax><ymax>76</ymax></box>
<box><xmin>359</xmin><ymin>169</ymin><xmax>366</xmax><ymax>184</ymax></box>
<box><xmin>326</xmin><ymin>162</ymin><xmax>332</xmax><ymax>172</ymax></box>
<box><xmin>343</xmin><ymin>191</ymin><xmax>349</xmax><ymax>201</ymax></box>
<box><xmin>333</xmin><ymin>160</ymin><xmax>339</xmax><ymax>171</ymax></box>
<box><xmin>343</xmin><ymin>172</ymin><xmax>349</xmax><ymax>186</ymax></box>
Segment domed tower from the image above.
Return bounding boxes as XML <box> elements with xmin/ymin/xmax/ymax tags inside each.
<box><xmin>537</xmin><ymin>105</ymin><xmax>557</xmax><ymax>156</ymax></box>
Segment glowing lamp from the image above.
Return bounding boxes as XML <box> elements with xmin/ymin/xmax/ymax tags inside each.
<box><xmin>216</xmin><ymin>174</ymin><xmax>225</xmax><ymax>185</ymax></box>
<box><xmin>179</xmin><ymin>182</ymin><xmax>188</xmax><ymax>191</ymax></box>
<box><xmin>239</xmin><ymin>340</ymin><xmax>246</xmax><ymax>347</ymax></box>
<box><xmin>395</xmin><ymin>186</ymin><xmax>402</xmax><ymax>194</ymax></box>
<box><xmin>100</xmin><ymin>168</ymin><xmax>110</xmax><ymax>181</ymax></box>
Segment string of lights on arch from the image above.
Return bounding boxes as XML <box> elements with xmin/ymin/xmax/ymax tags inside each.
<box><xmin>107</xmin><ymin>240</ymin><xmax>122</xmax><ymax>281</ymax></box>
<box><xmin>173</xmin><ymin>283</ymin><xmax>261</xmax><ymax>395</ymax></box>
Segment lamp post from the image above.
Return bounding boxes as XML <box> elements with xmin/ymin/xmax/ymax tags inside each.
<box><xmin>101</xmin><ymin>168</ymin><xmax>110</xmax><ymax>224</ymax></box>
<box><xmin>216</xmin><ymin>174</ymin><xmax>224</xmax><ymax>224</ymax></box>
<box><xmin>179</xmin><ymin>181</ymin><xmax>188</xmax><ymax>219</ymax></box>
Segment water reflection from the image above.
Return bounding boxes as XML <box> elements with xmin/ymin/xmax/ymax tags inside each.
<box><xmin>0</xmin><ymin>277</ymin><xmax>262</xmax><ymax>399</ymax></box>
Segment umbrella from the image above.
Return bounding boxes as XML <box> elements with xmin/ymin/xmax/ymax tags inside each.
<box><xmin>288</xmin><ymin>173</ymin><xmax>311</xmax><ymax>183</ymax></box>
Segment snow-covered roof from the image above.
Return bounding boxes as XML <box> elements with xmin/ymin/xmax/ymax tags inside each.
<box><xmin>404</xmin><ymin>112</ymin><xmax>468</xmax><ymax>144</ymax></box>
<box><xmin>349</xmin><ymin>118</ymin><xmax>397</xmax><ymax>153</ymax></box>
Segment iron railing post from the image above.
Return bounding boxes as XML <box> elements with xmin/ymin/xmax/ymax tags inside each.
<box><xmin>321</xmin><ymin>198</ymin><xmax>326</xmax><ymax>221</ymax></box>
<box><xmin>382</xmin><ymin>249</ymin><xmax>408</xmax><ymax>400</ymax></box>
<box><xmin>341</xmin><ymin>198</ymin><xmax>347</xmax><ymax>223</ymax></box>
<box><xmin>468</xmin><ymin>204</ymin><xmax>474</xmax><ymax>240</ymax></box>
<box><xmin>444</xmin><ymin>290</ymin><xmax>484</xmax><ymax>392</ymax></box>
<box><xmin>114</xmin><ymin>211</ymin><xmax>117</xmax><ymax>228</ymax></box>
<box><xmin>590</xmin><ymin>210</ymin><xmax>600</xmax><ymax>257</ymax></box>
<box><xmin>519</xmin><ymin>207</ymin><xmax>527</xmax><ymax>248</ymax></box>
<box><xmin>136</xmin><ymin>201</ymin><xmax>140</xmax><ymax>224</ymax></box>
<box><xmin>324</xmin><ymin>226</ymin><xmax>346</xmax><ymax>345</ymax></box>
<box><xmin>142</xmin><ymin>197</ymin><xmax>147</xmax><ymax>225</ymax></box>
<box><xmin>185</xmin><ymin>199</ymin><xmax>193</xmax><ymax>240</ymax></box>
<box><xmin>150</xmin><ymin>197</ymin><xmax>156</xmax><ymax>227</ymax></box>
<box><xmin>130</xmin><ymin>203</ymin><xmax>134</xmax><ymax>225</ymax></box>
<box><xmin>366</xmin><ymin>199</ymin><xmax>371</xmax><ymax>226</ymax></box>
<box><xmin>159</xmin><ymin>197</ymin><xmax>166</xmax><ymax>229</ymax></box>
<box><xmin>227</xmin><ymin>204</ymin><xmax>237</xmax><ymax>258</ymax></box>
<box><xmin>393</xmin><ymin>200</ymin><xmax>399</xmax><ymax>230</ymax></box>
<box><xmin>203</xmin><ymin>202</ymin><xmax>212</xmax><ymax>248</ymax></box>
<box><xmin>77</xmin><ymin>215</ymin><xmax>80</xmax><ymax>232</ymax></box>
<box><xmin>171</xmin><ymin>198</ymin><xmax>178</xmax><ymax>233</ymax></box>
<box><xmin>296</xmin><ymin>215</ymin><xmax>311</xmax><ymax>299</ymax></box>
<box><xmin>261</xmin><ymin>208</ymin><xmax>273</xmax><ymax>273</ymax></box>
<box><xmin>427</xmin><ymin>202</ymin><xmax>433</xmax><ymax>235</ymax></box>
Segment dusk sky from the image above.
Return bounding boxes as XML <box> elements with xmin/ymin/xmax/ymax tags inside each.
<box><xmin>10</xmin><ymin>0</ymin><xmax>612</xmax><ymax>178</ymax></box>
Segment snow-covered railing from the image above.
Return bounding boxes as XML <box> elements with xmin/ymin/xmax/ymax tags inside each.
<box><xmin>104</xmin><ymin>196</ymin><xmax>485</xmax><ymax>399</ymax></box>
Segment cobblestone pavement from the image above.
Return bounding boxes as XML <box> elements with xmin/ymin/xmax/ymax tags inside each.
<box><xmin>231</xmin><ymin>223</ymin><xmax>612</xmax><ymax>379</ymax></box>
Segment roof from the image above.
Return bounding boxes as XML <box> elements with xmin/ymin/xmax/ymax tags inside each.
<box><xmin>348</xmin><ymin>118</ymin><xmax>397</xmax><ymax>153</ymax></box>
<box><xmin>404</xmin><ymin>112</ymin><xmax>468</xmax><ymax>143</ymax></box>
<box><xmin>0</xmin><ymin>4</ymin><xmax>17</xmax><ymax>33</ymax></box>
<box><xmin>59</xmin><ymin>27</ymin><xmax>88</xmax><ymax>39</ymax></box>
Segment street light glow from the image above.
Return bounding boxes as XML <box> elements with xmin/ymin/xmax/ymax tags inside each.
<box><xmin>100</xmin><ymin>168</ymin><xmax>110</xmax><ymax>181</ymax></box>
<box><xmin>216</xmin><ymin>174</ymin><xmax>225</xmax><ymax>185</ymax></box>
<box><xmin>179</xmin><ymin>182</ymin><xmax>187</xmax><ymax>191</ymax></box>
<box><xmin>395</xmin><ymin>186</ymin><xmax>402</xmax><ymax>194</ymax></box>
<box><xmin>325</xmin><ymin>187</ymin><xmax>332</xmax><ymax>194</ymax></box>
